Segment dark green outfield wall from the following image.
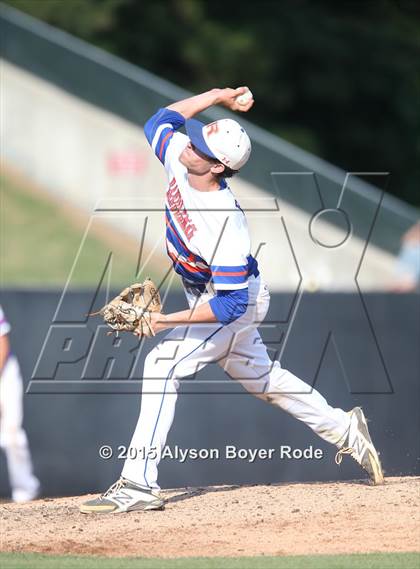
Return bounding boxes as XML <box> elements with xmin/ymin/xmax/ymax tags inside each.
<box><xmin>0</xmin><ymin>290</ymin><xmax>418</xmax><ymax>497</ymax></box>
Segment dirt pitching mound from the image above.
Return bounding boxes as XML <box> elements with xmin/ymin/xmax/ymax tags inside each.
<box><xmin>1</xmin><ymin>476</ymin><xmax>419</xmax><ymax>558</ymax></box>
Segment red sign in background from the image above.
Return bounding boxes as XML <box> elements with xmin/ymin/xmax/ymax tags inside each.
<box><xmin>107</xmin><ymin>151</ymin><xmax>148</xmax><ymax>175</ymax></box>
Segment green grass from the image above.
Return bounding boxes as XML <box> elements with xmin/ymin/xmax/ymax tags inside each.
<box><xmin>0</xmin><ymin>552</ymin><xmax>418</xmax><ymax>569</ymax></box>
<box><xmin>0</xmin><ymin>173</ymin><xmax>160</xmax><ymax>288</ymax></box>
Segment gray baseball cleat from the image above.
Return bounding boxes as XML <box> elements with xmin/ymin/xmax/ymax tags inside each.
<box><xmin>80</xmin><ymin>477</ymin><xmax>165</xmax><ymax>514</ymax></box>
<box><xmin>335</xmin><ymin>407</ymin><xmax>384</xmax><ymax>485</ymax></box>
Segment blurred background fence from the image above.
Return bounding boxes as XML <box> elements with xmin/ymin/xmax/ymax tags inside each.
<box><xmin>2</xmin><ymin>3</ymin><xmax>419</xmax><ymax>295</ymax></box>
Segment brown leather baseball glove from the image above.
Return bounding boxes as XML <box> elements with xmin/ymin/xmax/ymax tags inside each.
<box><xmin>91</xmin><ymin>279</ymin><xmax>162</xmax><ymax>337</ymax></box>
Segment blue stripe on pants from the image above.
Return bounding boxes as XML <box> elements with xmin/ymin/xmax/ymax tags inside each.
<box><xmin>143</xmin><ymin>325</ymin><xmax>224</xmax><ymax>487</ymax></box>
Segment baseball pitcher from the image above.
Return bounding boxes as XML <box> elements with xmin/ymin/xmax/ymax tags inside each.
<box><xmin>81</xmin><ymin>87</ymin><xmax>384</xmax><ymax>514</ymax></box>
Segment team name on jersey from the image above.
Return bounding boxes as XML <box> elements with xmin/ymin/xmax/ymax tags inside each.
<box><xmin>166</xmin><ymin>178</ymin><xmax>197</xmax><ymax>240</ymax></box>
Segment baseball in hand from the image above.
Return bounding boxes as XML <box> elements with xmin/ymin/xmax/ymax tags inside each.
<box><xmin>236</xmin><ymin>88</ymin><xmax>253</xmax><ymax>105</ymax></box>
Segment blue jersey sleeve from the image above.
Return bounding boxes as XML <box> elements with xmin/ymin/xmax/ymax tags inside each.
<box><xmin>144</xmin><ymin>108</ymin><xmax>185</xmax><ymax>164</ymax></box>
<box><xmin>209</xmin><ymin>288</ymin><xmax>249</xmax><ymax>325</ymax></box>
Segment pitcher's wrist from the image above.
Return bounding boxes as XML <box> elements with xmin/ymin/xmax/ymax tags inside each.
<box><xmin>211</xmin><ymin>88</ymin><xmax>224</xmax><ymax>105</ymax></box>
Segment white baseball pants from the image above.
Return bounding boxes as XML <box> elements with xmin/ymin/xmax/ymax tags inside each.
<box><xmin>122</xmin><ymin>276</ymin><xmax>350</xmax><ymax>490</ymax></box>
<box><xmin>0</xmin><ymin>356</ymin><xmax>40</xmax><ymax>501</ymax></box>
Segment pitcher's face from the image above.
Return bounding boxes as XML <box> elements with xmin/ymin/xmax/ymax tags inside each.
<box><xmin>180</xmin><ymin>141</ymin><xmax>223</xmax><ymax>176</ymax></box>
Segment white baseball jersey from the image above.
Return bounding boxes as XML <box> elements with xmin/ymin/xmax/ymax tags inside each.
<box><xmin>147</xmin><ymin>109</ymin><xmax>259</xmax><ymax>292</ymax></box>
<box><xmin>0</xmin><ymin>306</ymin><xmax>11</xmax><ymax>337</ymax></box>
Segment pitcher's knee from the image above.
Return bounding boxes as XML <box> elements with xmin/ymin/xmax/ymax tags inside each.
<box><xmin>0</xmin><ymin>427</ymin><xmax>27</xmax><ymax>448</ymax></box>
<box><xmin>144</xmin><ymin>348</ymin><xmax>172</xmax><ymax>377</ymax></box>
<box><xmin>143</xmin><ymin>350</ymin><xmax>180</xmax><ymax>393</ymax></box>
<box><xmin>144</xmin><ymin>347</ymin><xmax>160</xmax><ymax>369</ymax></box>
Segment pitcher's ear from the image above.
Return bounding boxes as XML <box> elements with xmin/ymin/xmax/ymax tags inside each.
<box><xmin>210</xmin><ymin>162</ymin><xmax>225</xmax><ymax>175</ymax></box>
